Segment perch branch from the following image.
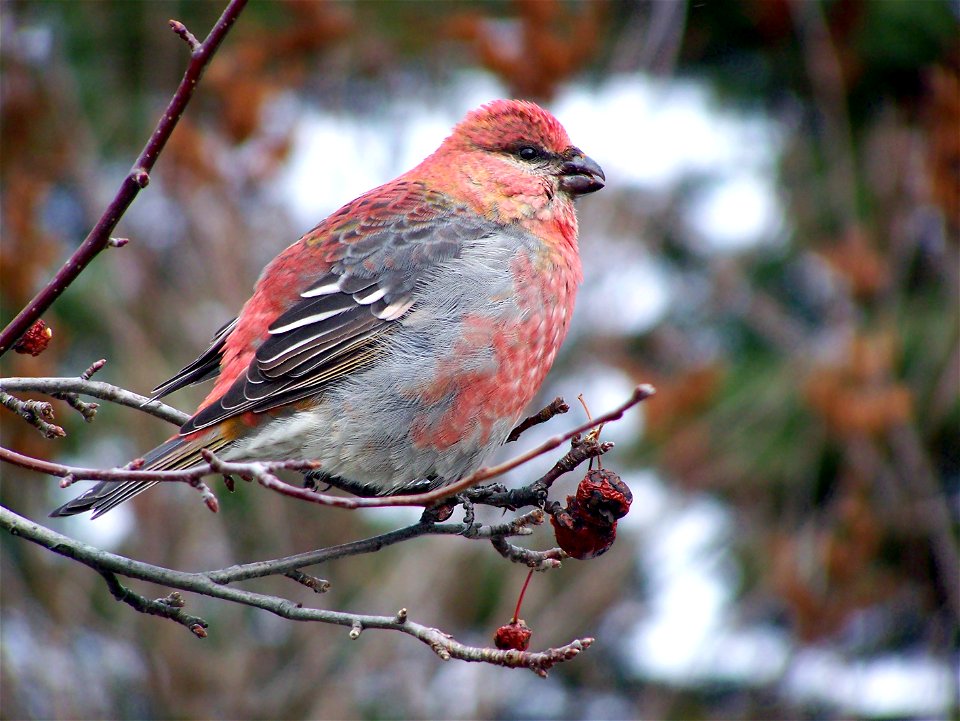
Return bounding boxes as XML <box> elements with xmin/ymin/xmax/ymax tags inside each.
<box><xmin>466</xmin><ymin>435</ymin><xmax>613</xmax><ymax>510</ymax></box>
<box><xmin>330</xmin><ymin>383</ymin><xmax>654</xmax><ymax>508</ymax></box>
<box><xmin>0</xmin><ymin>386</ymin><xmax>653</xmax><ymax>516</ymax></box>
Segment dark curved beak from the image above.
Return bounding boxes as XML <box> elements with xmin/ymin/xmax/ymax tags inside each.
<box><xmin>558</xmin><ymin>153</ymin><xmax>605</xmax><ymax>196</ymax></box>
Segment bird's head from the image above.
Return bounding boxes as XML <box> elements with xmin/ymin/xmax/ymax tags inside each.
<box><xmin>434</xmin><ymin>99</ymin><xmax>605</xmax><ymax>206</ymax></box>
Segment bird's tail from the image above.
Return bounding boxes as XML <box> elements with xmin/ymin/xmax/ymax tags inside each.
<box><xmin>48</xmin><ymin>434</ymin><xmax>231</xmax><ymax>519</ymax></box>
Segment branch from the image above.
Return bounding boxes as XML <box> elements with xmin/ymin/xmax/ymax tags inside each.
<box><xmin>0</xmin><ymin>373</ymin><xmax>189</xmax><ymax>427</ymax></box>
<box><xmin>99</xmin><ymin>573</ymin><xmax>209</xmax><ymax>638</ymax></box>
<box><xmin>491</xmin><ymin>535</ymin><xmax>565</xmax><ymax>570</ymax></box>
<box><xmin>0</xmin><ymin>0</ymin><xmax>248</xmax><ymax>356</ymax></box>
<box><xmin>0</xmin><ymin>382</ymin><xmax>644</xmax><ymax>674</ymax></box>
<box><xmin>466</xmin><ymin>435</ymin><xmax>614</xmax><ymax>510</ymax></box>
<box><xmin>0</xmin><ymin>391</ymin><xmax>65</xmax><ymax>439</ymax></box>
<box><xmin>0</xmin><ymin>385</ymin><xmax>653</xmax><ymax>517</ymax></box>
<box><xmin>206</xmin><ymin>510</ymin><xmax>544</xmax><ymax>584</ymax></box>
<box><xmin>319</xmin><ymin>383</ymin><xmax>655</xmax><ymax>509</ymax></box>
<box><xmin>0</xmin><ymin>506</ymin><xmax>590</xmax><ymax>676</ymax></box>
<box><xmin>507</xmin><ymin>396</ymin><xmax>570</xmax><ymax>442</ymax></box>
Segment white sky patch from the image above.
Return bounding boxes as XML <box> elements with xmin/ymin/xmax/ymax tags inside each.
<box><xmin>615</xmin><ymin>469</ymin><xmax>669</xmax><ymax>532</ymax></box>
<box><xmin>625</xmin><ymin>496</ymin><xmax>735</xmax><ymax>683</ymax></box>
<box><xmin>51</xmin><ymin>504</ymin><xmax>135</xmax><ymax>550</ymax></box>
<box><xmin>783</xmin><ymin>649</ymin><xmax>958</xmax><ymax>717</ymax></box>
<box><xmin>579</xmin><ymin>240</ymin><xmax>670</xmax><ymax>335</ymax></box>
<box><xmin>358</xmin><ymin>504</ymin><xmax>423</xmax><ymax>529</ymax></box>
<box><xmin>45</xmin><ymin>437</ymin><xmax>138</xmax><ymax>549</ymax></box>
<box><xmin>689</xmin><ymin>173</ymin><xmax>785</xmax><ymax>251</ymax></box>
<box><xmin>280</xmin><ymin>113</ymin><xmax>398</xmax><ymax>222</ymax></box>
<box><xmin>554</xmin><ymin>75</ymin><xmax>780</xmax><ymax>188</ymax></box>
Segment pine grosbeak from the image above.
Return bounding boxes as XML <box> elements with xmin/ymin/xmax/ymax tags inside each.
<box><xmin>52</xmin><ymin>99</ymin><xmax>604</xmax><ymax>518</ymax></box>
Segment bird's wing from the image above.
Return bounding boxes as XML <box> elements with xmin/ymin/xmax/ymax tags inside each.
<box><xmin>150</xmin><ymin>317</ymin><xmax>238</xmax><ymax>399</ymax></box>
<box><xmin>179</xmin><ymin>185</ymin><xmax>496</xmax><ymax>436</ymax></box>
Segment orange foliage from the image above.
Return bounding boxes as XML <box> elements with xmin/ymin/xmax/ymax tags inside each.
<box><xmin>925</xmin><ymin>64</ymin><xmax>960</xmax><ymax>233</ymax></box>
<box><xmin>769</xmin><ymin>478</ymin><xmax>896</xmax><ymax>641</ymax></box>
<box><xmin>444</xmin><ymin>0</ymin><xmax>605</xmax><ymax>100</ymax></box>
<box><xmin>805</xmin><ymin>331</ymin><xmax>913</xmax><ymax>436</ymax></box>
<box><xmin>639</xmin><ymin>364</ymin><xmax>725</xmax><ymax>438</ymax></box>
<box><xmin>816</xmin><ymin>226</ymin><xmax>889</xmax><ymax>299</ymax></box>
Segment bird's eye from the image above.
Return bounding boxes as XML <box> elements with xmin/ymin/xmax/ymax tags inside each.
<box><xmin>516</xmin><ymin>146</ymin><xmax>542</xmax><ymax>161</ymax></box>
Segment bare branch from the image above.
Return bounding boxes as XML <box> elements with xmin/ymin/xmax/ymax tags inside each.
<box><xmin>326</xmin><ymin>383</ymin><xmax>655</xmax><ymax>509</ymax></box>
<box><xmin>168</xmin><ymin>19</ymin><xmax>201</xmax><ymax>52</ymax></box>
<box><xmin>51</xmin><ymin>392</ymin><xmax>99</xmax><ymax>422</ymax></box>
<box><xmin>465</xmin><ymin>436</ymin><xmax>613</xmax><ymax>510</ymax></box>
<box><xmin>0</xmin><ymin>385</ymin><xmax>651</xmax><ymax>519</ymax></box>
<box><xmin>0</xmin><ymin>506</ymin><xmax>590</xmax><ymax>676</ymax></box>
<box><xmin>507</xmin><ymin>396</ymin><xmax>570</xmax><ymax>442</ymax></box>
<box><xmin>285</xmin><ymin>570</ymin><xmax>330</xmax><ymax>594</ymax></box>
<box><xmin>204</xmin><ymin>512</ymin><xmax>541</xmax><ymax>585</ymax></box>
<box><xmin>0</xmin><ymin>391</ymin><xmax>65</xmax><ymax>438</ymax></box>
<box><xmin>0</xmin><ymin>0</ymin><xmax>248</xmax><ymax>356</ymax></box>
<box><xmin>0</xmin><ymin>375</ymin><xmax>189</xmax><ymax>426</ymax></box>
<box><xmin>99</xmin><ymin>573</ymin><xmax>208</xmax><ymax>638</ymax></box>
<box><xmin>491</xmin><ymin>535</ymin><xmax>565</xmax><ymax>570</ymax></box>
<box><xmin>46</xmin><ymin>358</ymin><xmax>106</xmax><ymax>422</ymax></box>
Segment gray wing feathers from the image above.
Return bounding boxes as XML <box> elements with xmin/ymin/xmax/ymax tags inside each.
<box><xmin>180</xmin><ymin>206</ymin><xmax>496</xmax><ymax>435</ymax></box>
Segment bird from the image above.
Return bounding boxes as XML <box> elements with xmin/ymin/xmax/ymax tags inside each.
<box><xmin>51</xmin><ymin>99</ymin><xmax>605</xmax><ymax>519</ymax></box>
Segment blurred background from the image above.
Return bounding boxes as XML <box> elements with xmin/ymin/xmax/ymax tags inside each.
<box><xmin>1</xmin><ymin>1</ymin><xmax>958</xmax><ymax>718</ymax></box>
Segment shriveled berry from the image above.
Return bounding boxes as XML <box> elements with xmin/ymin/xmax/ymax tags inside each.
<box><xmin>13</xmin><ymin>319</ymin><xmax>52</xmax><ymax>356</ymax></box>
<box><xmin>494</xmin><ymin>619</ymin><xmax>532</xmax><ymax>651</ymax></box>
<box><xmin>551</xmin><ymin>508</ymin><xmax>619</xmax><ymax>559</ymax></box>
<box><xmin>549</xmin><ymin>468</ymin><xmax>631</xmax><ymax>559</ymax></box>
<box><xmin>576</xmin><ymin>468</ymin><xmax>632</xmax><ymax>525</ymax></box>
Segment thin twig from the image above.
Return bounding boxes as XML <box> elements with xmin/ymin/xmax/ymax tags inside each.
<box><xmin>0</xmin><ymin>0</ymin><xmax>248</xmax><ymax>356</ymax></box>
<box><xmin>535</xmin><ymin>437</ymin><xmax>613</xmax><ymax>490</ymax></box>
<box><xmin>507</xmin><ymin>397</ymin><xmax>569</xmax><ymax>442</ymax></box>
<box><xmin>48</xmin><ymin>359</ymin><xmax>106</xmax><ymax>422</ymax></box>
<box><xmin>0</xmin><ymin>392</ymin><xmax>65</xmax><ymax>439</ymax></box>
<box><xmin>169</xmin><ymin>19</ymin><xmax>200</xmax><ymax>51</ymax></box>
<box><xmin>491</xmin><ymin>536</ymin><xmax>564</xmax><ymax>570</ymax></box>
<box><xmin>0</xmin><ymin>376</ymin><xmax>188</xmax><ymax>426</ymax></box>
<box><xmin>285</xmin><ymin>570</ymin><xmax>331</xmax><ymax>594</ymax></box>
<box><xmin>99</xmin><ymin>572</ymin><xmax>208</xmax><ymax>638</ymax></box>
<box><xmin>466</xmin><ymin>436</ymin><xmax>612</xmax><ymax>509</ymax></box>
<box><xmin>50</xmin><ymin>393</ymin><xmax>99</xmax><ymax>422</ymax></box>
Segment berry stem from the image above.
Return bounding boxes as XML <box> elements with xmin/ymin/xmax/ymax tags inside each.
<box><xmin>513</xmin><ymin>569</ymin><xmax>535</xmax><ymax>623</ymax></box>
<box><xmin>577</xmin><ymin>394</ymin><xmax>604</xmax><ymax>468</ymax></box>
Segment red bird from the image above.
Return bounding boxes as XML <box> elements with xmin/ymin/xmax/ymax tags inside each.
<box><xmin>52</xmin><ymin>99</ymin><xmax>604</xmax><ymax>518</ymax></box>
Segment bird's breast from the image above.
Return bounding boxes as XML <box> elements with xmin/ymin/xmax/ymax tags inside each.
<box><xmin>403</xmin><ymin>237</ymin><xmax>579</xmax><ymax>452</ymax></box>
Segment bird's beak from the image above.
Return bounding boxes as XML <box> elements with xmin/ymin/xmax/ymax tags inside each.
<box><xmin>558</xmin><ymin>153</ymin><xmax>605</xmax><ymax>196</ymax></box>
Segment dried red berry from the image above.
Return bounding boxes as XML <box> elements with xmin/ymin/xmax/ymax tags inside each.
<box><xmin>575</xmin><ymin>468</ymin><xmax>632</xmax><ymax>525</ymax></box>
<box><xmin>550</xmin><ymin>468</ymin><xmax>632</xmax><ymax>560</ymax></box>
<box><xmin>13</xmin><ymin>319</ymin><xmax>53</xmax><ymax>356</ymax></box>
<box><xmin>551</xmin><ymin>509</ymin><xmax>619</xmax><ymax>559</ymax></box>
<box><xmin>494</xmin><ymin>619</ymin><xmax>531</xmax><ymax>651</ymax></box>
